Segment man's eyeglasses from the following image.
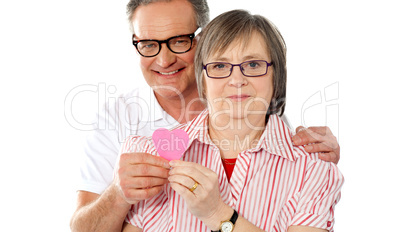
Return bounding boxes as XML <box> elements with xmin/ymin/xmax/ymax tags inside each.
<box><xmin>132</xmin><ymin>28</ymin><xmax>201</xmax><ymax>57</ymax></box>
<box><xmin>203</xmin><ymin>60</ymin><xmax>273</xmax><ymax>79</ymax></box>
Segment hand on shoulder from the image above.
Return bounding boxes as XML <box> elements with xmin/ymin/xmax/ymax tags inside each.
<box><xmin>292</xmin><ymin>126</ymin><xmax>340</xmax><ymax>164</ymax></box>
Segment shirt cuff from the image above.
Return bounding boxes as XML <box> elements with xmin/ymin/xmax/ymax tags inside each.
<box><xmin>290</xmin><ymin>212</ymin><xmax>335</xmax><ymax>231</ymax></box>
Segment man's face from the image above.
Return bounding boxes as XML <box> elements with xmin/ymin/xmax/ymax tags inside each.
<box><xmin>132</xmin><ymin>0</ymin><xmax>198</xmax><ymax>100</ymax></box>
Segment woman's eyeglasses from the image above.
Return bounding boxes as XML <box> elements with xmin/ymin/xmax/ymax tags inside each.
<box><xmin>203</xmin><ymin>60</ymin><xmax>273</xmax><ymax>79</ymax></box>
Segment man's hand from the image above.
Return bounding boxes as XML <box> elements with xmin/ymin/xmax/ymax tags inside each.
<box><xmin>71</xmin><ymin>153</ymin><xmax>170</xmax><ymax>232</ymax></box>
<box><xmin>115</xmin><ymin>152</ymin><xmax>171</xmax><ymax>204</ymax></box>
<box><xmin>292</xmin><ymin>126</ymin><xmax>340</xmax><ymax>164</ymax></box>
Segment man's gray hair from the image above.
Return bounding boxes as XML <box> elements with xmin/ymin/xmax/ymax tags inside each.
<box><xmin>126</xmin><ymin>0</ymin><xmax>209</xmax><ymax>33</ymax></box>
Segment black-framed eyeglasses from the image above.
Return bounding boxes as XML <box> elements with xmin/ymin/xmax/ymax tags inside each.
<box><xmin>203</xmin><ymin>60</ymin><xmax>273</xmax><ymax>79</ymax></box>
<box><xmin>132</xmin><ymin>28</ymin><xmax>201</xmax><ymax>57</ymax></box>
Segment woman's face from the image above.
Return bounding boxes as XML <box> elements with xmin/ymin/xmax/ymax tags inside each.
<box><xmin>204</xmin><ymin>32</ymin><xmax>274</xmax><ymax>129</ymax></box>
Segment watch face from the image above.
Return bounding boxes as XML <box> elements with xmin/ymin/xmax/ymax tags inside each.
<box><xmin>221</xmin><ymin>221</ymin><xmax>234</xmax><ymax>232</ymax></box>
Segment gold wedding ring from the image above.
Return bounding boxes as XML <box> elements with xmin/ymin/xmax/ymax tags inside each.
<box><xmin>189</xmin><ymin>182</ymin><xmax>199</xmax><ymax>192</ymax></box>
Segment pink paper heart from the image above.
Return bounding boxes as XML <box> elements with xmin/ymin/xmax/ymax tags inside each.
<box><xmin>152</xmin><ymin>128</ymin><xmax>189</xmax><ymax>161</ymax></box>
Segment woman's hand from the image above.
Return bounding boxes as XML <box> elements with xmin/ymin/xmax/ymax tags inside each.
<box><xmin>168</xmin><ymin>160</ymin><xmax>230</xmax><ymax>229</ymax></box>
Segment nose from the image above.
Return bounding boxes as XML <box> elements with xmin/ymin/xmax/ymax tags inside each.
<box><xmin>155</xmin><ymin>43</ymin><xmax>177</xmax><ymax>68</ymax></box>
<box><xmin>228</xmin><ymin>65</ymin><xmax>247</xmax><ymax>88</ymax></box>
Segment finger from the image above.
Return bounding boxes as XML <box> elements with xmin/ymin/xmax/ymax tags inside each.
<box><xmin>304</xmin><ymin>143</ymin><xmax>334</xmax><ymax>153</ymax></box>
<box><xmin>169</xmin><ymin>166</ymin><xmax>208</xmax><ymax>186</ymax></box>
<box><xmin>168</xmin><ymin>174</ymin><xmax>198</xmax><ymax>191</ymax></box>
<box><xmin>303</xmin><ymin>140</ymin><xmax>339</xmax><ymax>154</ymax></box>
<box><xmin>169</xmin><ymin>160</ymin><xmax>209</xmax><ymax>172</ymax></box>
<box><xmin>307</xmin><ymin>127</ymin><xmax>339</xmax><ymax>151</ymax></box>
<box><xmin>169</xmin><ymin>161</ymin><xmax>219</xmax><ymax>196</ymax></box>
<box><xmin>119</xmin><ymin>163</ymin><xmax>170</xmax><ymax>179</ymax></box>
<box><xmin>170</xmin><ymin>182</ymin><xmax>196</xmax><ymax>200</ymax></box>
<box><xmin>318</xmin><ymin>152</ymin><xmax>340</xmax><ymax>164</ymax></box>
<box><xmin>133</xmin><ymin>164</ymin><xmax>171</xmax><ymax>178</ymax></box>
<box><xmin>123</xmin><ymin>186</ymin><xmax>164</xmax><ymax>204</ymax></box>
<box><xmin>292</xmin><ymin>127</ymin><xmax>323</xmax><ymax>145</ymax></box>
<box><xmin>169</xmin><ymin>161</ymin><xmax>210</xmax><ymax>183</ymax></box>
<box><xmin>121</xmin><ymin>177</ymin><xmax>168</xmax><ymax>189</ymax></box>
<box><xmin>120</xmin><ymin>152</ymin><xmax>171</xmax><ymax>169</ymax></box>
<box><xmin>295</xmin><ymin>126</ymin><xmax>306</xmax><ymax>133</ymax></box>
<box><xmin>307</xmin><ymin>126</ymin><xmax>334</xmax><ymax>137</ymax></box>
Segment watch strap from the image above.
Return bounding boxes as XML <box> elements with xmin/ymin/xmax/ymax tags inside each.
<box><xmin>230</xmin><ymin>210</ymin><xmax>238</xmax><ymax>225</ymax></box>
<box><xmin>211</xmin><ymin>209</ymin><xmax>238</xmax><ymax>232</ymax></box>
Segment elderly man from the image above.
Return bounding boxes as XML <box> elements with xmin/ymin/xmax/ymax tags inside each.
<box><xmin>70</xmin><ymin>0</ymin><xmax>340</xmax><ymax>231</ymax></box>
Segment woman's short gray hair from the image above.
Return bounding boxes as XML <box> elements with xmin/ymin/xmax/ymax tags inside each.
<box><xmin>194</xmin><ymin>9</ymin><xmax>287</xmax><ymax>116</ymax></box>
<box><xmin>126</xmin><ymin>0</ymin><xmax>209</xmax><ymax>33</ymax></box>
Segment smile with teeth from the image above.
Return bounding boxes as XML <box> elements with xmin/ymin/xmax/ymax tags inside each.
<box><xmin>158</xmin><ymin>69</ymin><xmax>180</xmax><ymax>75</ymax></box>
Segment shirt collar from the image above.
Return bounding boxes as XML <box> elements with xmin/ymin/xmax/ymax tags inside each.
<box><xmin>256</xmin><ymin>114</ymin><xmax>298</xmax><ymax>161</ymax></box>
<box><xmin>184</xmin><ymin>109</ymin><xmax>212</xmax><ymax>145</ymax></box>
<box><xmin>184</xmin><ymin>110</ymin><xmax>300</xmax><ymax>162</ymax></box>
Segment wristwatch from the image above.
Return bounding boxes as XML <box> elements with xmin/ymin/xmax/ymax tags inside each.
<box><xmin>211</xmin><ymin>210</ymin><xmax>238</xmax><ymax>232</ymax></box>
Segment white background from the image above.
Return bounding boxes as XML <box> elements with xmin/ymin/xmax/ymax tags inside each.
<box><xmin>1</xmin><ymin>0</ymin><xmax>401</xmax><ymax>231</ymax></box>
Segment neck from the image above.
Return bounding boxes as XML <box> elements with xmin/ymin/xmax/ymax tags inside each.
<box><xmin>155</xmin><ymin>88</ymin><xmax>205</xmax><ymax>124</ymax></box>
<box><xmin>208</xmin><ymin>115</ymin><xmax>266</xmax><ymax>159</ymax></box>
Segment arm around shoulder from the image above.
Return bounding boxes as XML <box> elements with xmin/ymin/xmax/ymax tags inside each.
<box><xmin>292</xmin><ymin>126</ymin><xmax>340</xmax><ymax>164</ymax></box>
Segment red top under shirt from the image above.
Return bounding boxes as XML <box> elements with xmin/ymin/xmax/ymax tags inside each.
<box><xmin>222</xmin><ymin>158</ymin><xmax>237</xmax><ymax>181</ymax></box>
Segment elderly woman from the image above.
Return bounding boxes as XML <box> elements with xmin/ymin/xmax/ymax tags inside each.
<box><xmin>121</xmin><ymin>9</ymin><xmax>343</xmax><ymax>232</ymax></box>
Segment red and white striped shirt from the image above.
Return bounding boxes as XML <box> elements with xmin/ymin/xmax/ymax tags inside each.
<box><xmin>122</xmin><ymin>110</ymin><xmax>344</xmax><ymax>232</ymax></box>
